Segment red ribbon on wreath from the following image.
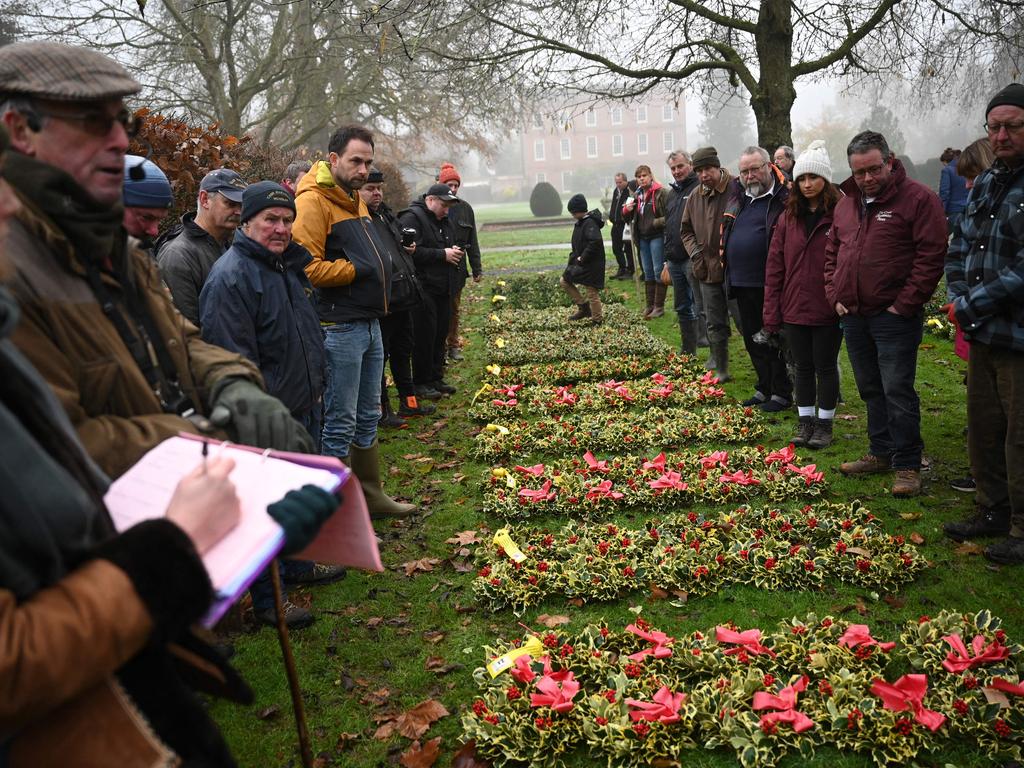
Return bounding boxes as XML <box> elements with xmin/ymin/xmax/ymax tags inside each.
<box><xmin>625</xmin><ymin>623</ymin><xmax>674</xmax><ymax>660</ymax></box>
<box><xmin>752</xmin><ymin>675</ymin><xmax>815</xmax><ymax>733</ymax></box>
<box><xmin>715</xmin><ymin>627</ymin><xmax>777</xmax><ymax>658</ymax></box>
<box><xmin>626</xmin><ymin>686</ymin><xmax>686</xmax><ymax>724</ymax></box>
<box><xmin>838</xmin><ymin>624</ymin><xmax>896</xmax><ymax>652</ymax></box>
<box><xmin>941</xmin><ymin>633</ymin><xmax>1010</xmax><ymax>674</ymax></box>
<box><xmin>870</xmin><ymin>674</ymin><xmax>946</xmax><ymax>732</ymax></box>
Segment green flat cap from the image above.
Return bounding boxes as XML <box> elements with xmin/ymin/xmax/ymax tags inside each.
<box><xmin>0</xmin><ymin>41</ymin><xmax>140</xmax><ymax>101</ymax></box>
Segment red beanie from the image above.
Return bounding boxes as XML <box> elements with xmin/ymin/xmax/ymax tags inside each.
<box><xmin>438</xmin><ymin>162</ymin><xmax>461</xmax><ymax>184</ymax></box>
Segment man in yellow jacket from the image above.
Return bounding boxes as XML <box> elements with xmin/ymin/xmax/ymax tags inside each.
<box><xmin>292</xmin><ymin>124</ymin><xmax>415</xmax><ymax>518</ymax></box>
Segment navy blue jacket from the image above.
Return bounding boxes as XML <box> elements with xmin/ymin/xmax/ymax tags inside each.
<box><xmin>198</xmin><ymin>230</ymin><xmax>325</xmax><ymax>422</ymax></box>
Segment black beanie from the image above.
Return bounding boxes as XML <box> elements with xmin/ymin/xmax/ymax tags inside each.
<box><xmin>987</xmin><ymin>83</ymin><xmax>1024</xmax><ymax>116</ymax></box>
<box><xmin>241</xmin><ymin>181</ymin><xmax>296</xmax><ymax>223</ymax></box>
<box><xmin>691</xmin><ymin>146</ymin><xmax>721</xmax><ymax>170</ymax></box>
<box><xmin>567</xmin><ymin>193</ymin><xmax>588</xmax><ymax>213</ymax></box>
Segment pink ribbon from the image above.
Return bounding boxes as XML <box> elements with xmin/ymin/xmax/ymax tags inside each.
<box><xmin>752</xmin><ymin>676</ymin><xmax>815</xmax><ymax>733</ymax></box>
<box><xmin>553</xmin><ymin>386</ymin><xmax>577</xmax><ymax>405</ymax></box>
<box><xmin>582</xmin><ymin>451</ymin><xmax>610</xmax><ymax>474</ymax></box>
<box><xmin>785</xmin><ymin>463</ymin><xmax>824</xmax><ymax>485</ymax></box>
<box><xmin>626</xmin><ymin>686</ymin><xmax>686</xmax><ymax>724</ymax></box>
<box><xmin>514</xmin><ymin>463</ymin><xmax>546</xmax><ymax>476</ymax></box>
<box><xmin>585</xmin><ymin>479</ymin><xmax>623</xmax><ymax>501</ymax></box>
<box><xmin>838</xmin><ymin>624</ymin><xmax>896</xmax><ymax>652</ymax></box>
<box><xmin>650</xmin><ymin>373</ymin><xmax>668</xmax><ymax>385</ymax></box>
<box><xmin>598</xmin><ymin>379</ymin><xmax>625</xmax><ymax>390</ymax></box>
<box><xmin>870</xmin><ymin>674</ymin><xmax>946</xmax><ymax>732</ymax></box>
<box><xmin>941</xmin><ymin>633</ymin><xmax>1010</xmax><ymax>674</ymax></box>
<box><xmin>518</xmin><ymin>480</ymin><xmax>555</xmax><ymax>502</ymax></box>
<box><xmin>715</xmin><ymin>627</ymin><xmax>777</xmax><ymax>658</ymax></box>
<box><xmin>529</xmin><ymin>671</ymin><xmax>580</xmax><ymax>713</ymax></box>
<box><xmin>700</xmin><ymin>371</ymin><xmax>720</xmax><ymax>385</ymax></box>
<box><xmin>719</xmin><ymin>470</ymin><xmax>761</xmax><ymax>486</ymax></box>
<box><xmin>641</xmin><ymin>452</ymin><xmax>667</xmax><ymax>472</ymax></box>
<box><xmin>491</xmin><ymin>398</ymin><xmax>518</xmax><ymax>407</ymax></box>
<box><xmin>495</xmin><ymin>384</ymin><xmax>522</xmax><ymax>396</ymax></box>
<box><xmin>510</xmin><ymin>654</ymin><xmax>536</xmax><ymax>683</ymax></box>
<box><xmin>700</xmin><ymin>451</ymin><xmax>729</xmax><ymax>469</ymax></box>
<box><xmin>764</xmin><ymin>445</ymin><xmax>796</xmax><ymax>465</ymax></box>
<box><xmin>648</xmin><ymin>383</ymin><xmax>674</xmax><ymax>399</ymax></box>
<box><xmin>648</xmin><ymin>470</ymin><xmax>688</xmax><ymax>491</ymax></box>
<box><xmin>625</xmin><ymin>623</ymin><xmax>674</xmax><ymax>661</ymax></box>
<box><xmin>988</xmin><ymin>678</ymin><xmax>1024</xmax><ymax>696</ymax></box>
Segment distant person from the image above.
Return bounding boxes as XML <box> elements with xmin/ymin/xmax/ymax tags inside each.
<box><xmin>824</xmin><ymin>130</ymin><xmax>946</xmax><ymax>498</ymax></box>
<box><xmin>956</xmin><ymin>138</ymin><xmax>996</xmax><ymax>189</ymax></box>
<box><xmin>623</xmin><ymin>164</ymin><xmax>668</xmax><ymax>318</ymax></box>
<box><xmin>942</xmin><ymin>83</ymin><xmax>1024</xmax><ymax>564</ymax></box>
<box><xmin>438</xmin><ymin>162</ymin><xmax>482</xmax><ymax>362</ymax></box>
<box><xmin>156</xmin><ymin>168</ymin><xmax>247</xmax><ymax>325</ymax></box>
<box><xmin>121</xmin><ymin>154</ymin><xmax>173</xmax><ymax>254</ymax></box>
<box><xmin>281</xmin><ymin>159</ymin><xmax>311</xmax><ymax>195</ymax></box>
<box><xmin>607</xmin><ymin>172</ymin><xmax>635</xmax><ymax>279</ymax></box>
<box><xmin>773</xmin><ymin>145</ymin><xmax>795</xmax><ymax>179</ymax></box>
<box><xmin>763</xmin><ymin>140</ymin><xmax>842</xmax><ymax>447</ymax></box>
<box><xmin>939</xmin><ymin>147</ymin><xmax>968</xmax><ymax>234</ymax></box>
<box><xmin>560</xmin><ymin>193</ymin><xmax>606</xmax><ymax>324</ymax></box>
<box><xmin>663</xmin><ymin>149</ymin><xmax>703</xmax><ymax>353</ymax></box>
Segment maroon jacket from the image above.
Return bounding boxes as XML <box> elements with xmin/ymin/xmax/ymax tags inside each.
<box><xmin>762</xmin><ymin>208</ymin><xmax>838</xmax><ymax>331</ymax></box>
<box><xmin>823</xmin><ymin>160</ymin><xmax>947</xmax><ymax>317</ymax></box>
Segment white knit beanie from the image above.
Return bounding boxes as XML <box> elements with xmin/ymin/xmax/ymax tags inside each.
<box><xmin>792</xmin><ymin>139</ymin><xmax>833</xmax><ymax>183</ymax></box>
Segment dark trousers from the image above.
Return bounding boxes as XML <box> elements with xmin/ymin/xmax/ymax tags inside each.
<box><xmin>610</xmin><ymin>221</ymin><xmax>634</xmax><ymax>273</ymax></box>
<box><xmin>412</xmin><ymin>289</ymin><xmax>450</xmax><ymax>386</ymax></box>
<box><xmin>732</xmin><ymin>286</ymin><xmax>792</xmax><ymax>401</ymax></box>
<box><xmin>968</xmin><ymin>343</ymin><xmax>1024</xmax><ymax>535</ymax></box>
<box><xmin>667</xmin><ymin>259</ymin><xmax>696</xmax><ymax>321</ymax></box>
<box><xmin>843</xmin><ymin>310</ymin><xmax>924</xmax><ymax>469</ymax></box>
<box><xmin>785</xmin><ymin>323</ymin><xmax>843</xmax><ymax>411</ymax></box>
<box><xmin>380</xmin><ymin>310</ymin><xmax>415</xmax><ymax>398</ymax></box>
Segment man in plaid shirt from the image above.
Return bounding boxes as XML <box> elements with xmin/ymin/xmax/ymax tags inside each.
<box><xmin>943</xmin><ymin>83</ymin><xmax>1024</xmax><ymax>564</ymax></box>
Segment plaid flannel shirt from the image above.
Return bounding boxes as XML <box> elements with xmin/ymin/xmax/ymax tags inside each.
<box><xmin>945</xmin><ymin>160</ymin><xmax>1024</xmax><ymax>352</ymax></box>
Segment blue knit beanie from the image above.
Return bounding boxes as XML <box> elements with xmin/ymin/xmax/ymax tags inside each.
<box><xmin>123</xmin><ymin>155</ymin><xmax>172</xmax><ymax>208</ymax></box>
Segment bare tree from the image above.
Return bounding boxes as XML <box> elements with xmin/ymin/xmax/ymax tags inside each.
<box><xmin>371</xmin><ymin>0</ymin><xmax>1024</xmax><ymax>149</ymax></box>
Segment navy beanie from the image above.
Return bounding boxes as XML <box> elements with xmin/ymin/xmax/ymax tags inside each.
<box><xmin>567</xmin><ymin>193</ymin><xmax>588</xmax><ymax>213</ymax></box>
<box><xmin>987</xmin><ymin>83</ymin><xmax>1024</xmax><ymax>116</ymax></box>
<box><xmin>123</xmin><ymin>155</ymin><xmax>172</xmax><ymax>208</ymax></box>
<box><xmin>241</xmin><ymin>181</ymin><xmax>296</xmax><ymax>223</ymax></box>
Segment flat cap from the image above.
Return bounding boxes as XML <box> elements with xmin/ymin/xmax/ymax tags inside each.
<box><xmin>0</xmin><ymin>41</ymin><xmax>141</xmax><ymax>102</ymax></box>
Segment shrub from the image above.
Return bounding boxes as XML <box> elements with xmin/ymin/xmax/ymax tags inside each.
<box><xmin>529</xmin><ymin>181</ymin><xmax>562</xmax><ymax>217</ymax></box>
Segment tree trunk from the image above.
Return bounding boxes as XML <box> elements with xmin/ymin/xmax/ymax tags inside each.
<box><xmin>750</xmin><ymin>0</ymin><xmax>796</xmax><ymax>151</ymax></box>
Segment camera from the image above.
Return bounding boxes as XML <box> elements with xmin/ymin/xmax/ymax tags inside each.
<box><xmin>401</xmin><ymin>228</ymin><xmax>416</xmax><ymax>247</ymax></box>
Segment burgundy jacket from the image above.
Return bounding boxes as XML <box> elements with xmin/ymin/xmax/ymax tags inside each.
<box><xmin>823</xmin><ymin>160</ymin><xmax>947</xmax><ymax>317</ymax></box>
<box><xmin>762</xmin><ymin>208</ymin><xmax>838</xmax><ymax>331</ymax></box>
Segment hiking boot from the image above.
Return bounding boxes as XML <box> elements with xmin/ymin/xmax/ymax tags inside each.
<box><xmin>415</xmin><ymin>385</ymin><xmax>443</xmax><ymax>401</ymax></box>
<box><xmin>950</xmin><ymin>476</ymin><xmax>976</xmax><ymax>492</ymax></box>
<box><xmin>286</xmin><ymin>563</ymin><xmax>347</xmax><ymax>586</ymax></box>
<box><xmin>611</xmin><ymin>268</ymin><xmax>628</xmax><ymax>280</ymax></box>
<box><xmin>806</xmin><ymin>418</ymin><xmax>833</xmax><ymax>449</ymax></box>
<box><xmin>760</xmin><ymin>396</ymin><xmax>791</xmax><ymax>413</ymax></box>
<box><xmin>741</xmin><ymin>393</ymin><xmax>767</xmax><ymax>407</ymax></box>
<box><xmin>447</xmin><ymin>346</ymin><xmax>464</xmax><ymax>362</ymax></box>
<box><xmin>792</xmin><ymin>416</ymin><xmax>815</xmax><ymax>446</ymax></box>
<box><xmin>432</xmin><ymin>380</ymin><xmax>457</xmax><ymax>395</ymax></box>
<box><xmin>257</xmin><ymin>601</ymin><xmax>314</xmax><ymax>630</ymax></box>
<box><xmin>892</xmin><ymin>469</ymin><xmax>922</xmax><ymax>497</ymax></box>
<box><xmin>568</xmin><ymin>303</ymin><xmax>591</xmax><ymax>321</ymax></box>
<box><xmin>984</xmin><ymin>536</ymin><xmax>1024</xmax><ymax>565</ymax></box>
<box><xmin>379</xmin><ymin>411</ymin><xmax>407</xmax><ymax>429</ymax></box>
<box><xmin>398</xmin><ymin>395</ymin><xmax>436</xmax><ymax>417</ymax></box>
<box><xmin>943</xmin><ymin>506</ymin><xmax>1010</xmax><ymax>542</ymax></box>
<box><xmin>589</xmin><ymin>315</ymin><xmax>604</xmax><ymax>326</ymax></box>
<box><xmin>839</xmin><ymin>453</ymin><xmax>891</xmax><ymax>476</ymax></box>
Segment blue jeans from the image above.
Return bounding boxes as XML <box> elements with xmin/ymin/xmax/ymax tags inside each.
<box><xmin>322</xmin><ymin>320</ymin><xmax>384</xmax><ymax>459</ymax></box>
<box><xmin>667</xmin><ymin>259</ymin><xmax>696</xmax><ymax>320</ymax></box>
<box><xmin>637</xmin><ymin>237</ymin><xmax>665</xmax><ymax>282</ymax></box>
<box><xmin>843</xmin><ymin>311</ymin><xmax>924</xmax><ymax>469</ymax></box>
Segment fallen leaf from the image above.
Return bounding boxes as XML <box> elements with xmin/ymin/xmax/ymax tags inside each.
<box><xmin>648</xmin><ymin>586</ymin><xmax>669</xmax><ymax>601</ymax></box>
<box><xmin>400</xmin><ymin>738</ymin><xmax>442</xmax><ymax>768</ymax></box>
<box><xmin>256</xmin><ymin>704</ymin><xmax>280</xmax><ymax>720</ymax></box>
<box><xmin>377</xmin><ymin>699</ymin><xmax>449</xmax><ymax>740</ymax></box>
<box><xmin>446</xmin><ymin>530</ymin><xmax>482</xmax><ymax>546</ymax></box>
<box><xmin>366</xmin><ymin>616</ymin><xmax>384</xmax><ymax>629</ymax></box>
<box><xmin>836</xmin><ymin>414</ymin><xmax>858</xmax><ymax>420</ymax></box>
<box><xmin>359</xmin><ymin>688</ymin><xmax>391</xmax><ymax>707</ymax></box>
<box><xmin>423</xmin><ymin>630</ymin><xmax>446</xmax><ymax>644</ymax></box>
<box><xmin>846</xmin><ymin>547</ymin><xmax>872</xmax><ymax>557</ymax></box>
<box><xmin>424</xmin><ymin>656</ymin><xmax>446</xmax><ymax>670</ymax></box>
<box><xmin>452</xmin><ymin>741</ymin><xmax>492</xmax><ymax>768</ymax></box>
<box><xmin>536</xmin><ymin>614</ymin><xmax>571</xmax><ymax>628</ymax></box>
<box><xmin>566</xmin><ymin>597</ymin><xmax>585</xmax><ymax>607</ymax></box>
<box><xmin>882</xmin><ymin>595</ymin><xmax>906</xmax><ymax>609</ymax></box>
<box><xmin>899</xmin><ymin>511</ymin><xmax>922</xmax><ymax>521</ymax></box>
<box><xmin>909</xmin><ymin>532</ymin><xmax>925</xmax><ymax>545</ymax></box>
<box><xmin>919</xmin><ymin>343</ymin><xmax>935</xmax><ymax>350</ymax></box>
<box><xmin>451</xmin><ymin>559</ymin><xmax>474</xmax><ymax>573</ymax></box>
<box><xmin>955</xmin><ymin>542</ymin><xmax>985</xmax><ymax>556</ymax></box>
<box><xmin>402</xmin><ymin>558</ymin><xmax>441</xmax><ymax>576</ymax></box>
<box><xmin>983</xmin><ymin>687</ymin><xmax>1011</xmax><ymax>707</ymax></box>
<box><xmin>855</xmin><ymin>597</ymin><xmax>869</xmax><ymax>616</ymax></box>
<box><xmin>335</xmin><ymin>732</ymin><xmax>360</xmax><ymax>750</ymax></box>
<box><xmin>402</xmin><ymin>453</ymin><xmax>424</xmax><ymax>460</ymax></box>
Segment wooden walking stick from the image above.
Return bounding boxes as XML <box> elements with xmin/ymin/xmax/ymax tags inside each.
<box><xmin>271</xmin><ymin>560</ymin><xmax>313</xmax><ymax>768</ymax></box>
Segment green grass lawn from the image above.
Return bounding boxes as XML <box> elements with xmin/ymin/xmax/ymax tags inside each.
<box><xmin>477</xmin><ymin>225</ymin><xmax>574</xmax><ymax>249</ymax></box>
<box><xmin>209</xmin><ymin>280</ymin><xmax>1018</xmax><ymax>768</ymax></box>
<box><xmin>472</xmin><ymin>201</ymin><xmax>561</xmax><ymax>224</ymax></box>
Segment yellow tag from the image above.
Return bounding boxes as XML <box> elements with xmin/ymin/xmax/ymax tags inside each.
<box><xmin>485</xmin><ymin>364</ymin><xmax>502</xmax><ymax>377</ymax></box>
<box><xmin>493</xmin><ymin>528</ymin><xmax>527</xmax><ymax>563</ymax></box>
<box><xmin>551</xmin><ymin>473</ymin><xmax>565</xmax><ymax>487</ymax></box>
<box><xmin>314</xmin><ymin>160</ymin><xmax>336</xmax><ymax>187</ymax></box>
<box><xmin>491</xmin><ymin>294</ymin><xmax>507</xmax><ymax>304</ymax></box>
<box><xmin>472</xmin><ymin>382</ymin><xmax>494</xmax><ymax>404</ymax></box>
<box><xmin>486</xmin><ymin>635</ymin><xmax>545</xmax><ymax>677</ymax></box>
<box><xmin>489</xmin><ymin>313</ymin><xmax>501</xmax><ymax>323</ymax></box>
<box><xmin>491</xmin><ymin>467</ymin><xmax>507</xmax><ymax>478</ymax></box>
<box><xmin>494</xmin><ymin>337</ymin><xmax>506</xmax><ymax>348</ymax></box>
<box><xmin>505</xmin><ymin>473</ymin><xmax>517</xmax><ymax>489</ymax></box>
<box><xmin>484</xmin><ymin>423</ymin><xmax>509</xmax><ymax>434</ymax></box>
<box><xmin>496</xmin><ymin>279</ymin><xmax>507</xmax><ymax>288</ymax></box>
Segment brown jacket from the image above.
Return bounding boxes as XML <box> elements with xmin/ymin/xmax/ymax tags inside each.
<box><xmin>5</xmin><ymin>201</ymin><xmax>262</xmax><ymax>478</ymax></box>
<box><xmin>680</xmin><ymin>168</ymin><xmax>733</xmax><ymax>285</ymax></box>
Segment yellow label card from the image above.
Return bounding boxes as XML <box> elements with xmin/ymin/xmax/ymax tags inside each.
<box><xmin>493</xmin><ymin>528</ymin><xmax>527</xmax><ymax>563</ymax></box>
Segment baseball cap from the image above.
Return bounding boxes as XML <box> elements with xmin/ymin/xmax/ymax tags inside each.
<box><xmin>199</xmin><ymin>168</ymin><xmax>246</xmax><ymax>203</ymax></box>
<box><xmin>426</xmin><ymin>183</ymin><xmax>458</xmax><ymax>203</ymax></box>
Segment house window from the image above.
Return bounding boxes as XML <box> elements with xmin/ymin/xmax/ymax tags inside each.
<box><xmin>585</xmin><ymin>109</ymin><xmax>597</xmax><ymax>127</ymax></box>
<box><xmin>636</xmin><ymin>105</ymin><xmax>648</xmax><ymax>123</ymax></box>
<box><xmin>637</xmin><ymin>133</ymin><xmax>648</xmax><ymax>155</ymax></box>
<box><xmin>536</xmin><ymin>172</ymin><xmax>546</xmax><ymax>183</ymax></box>
<box><xmin>612</xmin><ymin>134</ymin><xmax>623</xmax><ymax>156</ymax></box>
<box><xmin>560</xmin><ymin>138</ymin><xmax>571</xmax><ymax>160</ymax></box>
<box><xmin>662</xmin><ymin>104</ymin><xmax>674</xmax><ymax>122</ymax></box>
<box><xmin>560</xmin><ymin>170</ymin><xmax>572</xmax><ymax>193</ymax></box>
<box><xmin>586</xmin><ymin>136</ymin><xmax>598</xmax><ymax>158</ymax></box>
<box><xmin>534</xmin><ymin>140</ymin><xmax>545</xmax><ymax>161</ymax></box>
<box><xmin>610</xmin><ymin>107</ymin><xmax>622</xmax><ymax>125</ymax></box>
<box><xmin>532</xmin><ymin>113</ymin><xmax>543</xmax><ymax>129</ymax></box>
<box><xmin>663</xmin><ymin>131</ymin><xmax>674</xmax><ymax>153</ymax></box>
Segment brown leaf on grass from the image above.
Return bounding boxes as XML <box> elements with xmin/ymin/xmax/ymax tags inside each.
<box><xmin>566</xmin><ymin>597</ymin><xmax>585</xmax><ymax>607</ymax></box>
<box><xmin>374</xmin><ymin>699</ymin><xmax>450</xmax><ymax>740</ymax></box>
<box><xmin>366</xmin><ymin>616</ymin><xmax>384</xmax><ymax>629</ymax></box>
<box><xmin>335</xmin><ymin>732</ymin><xmax>360</xmax><ymax>751</ymax></box>
<box><xmin>671</xmin><ymin>589</ymin><xmax>689</xmax><ymax>602</ymax></box>
<box><xmin>882</xmin><ymin>595</ymin><xmax>906</xmax><ymax>609</ymax></box>
<box><xmin>446</xmin><ymin>530</ymin><xmax>482</xmax><ymax>546</ymax></box>
<box><xmin>424</xmin><ymin>656</ymin><xmax>446</xmax><ymax>670</ymax></box>
<box><xmin>256</xmin><ymin>704</ymin><xmax>280</xmax><ymax>720</ymax></box>
<box><xmin>402</xmin><ymin>453</ymin><xmax>424</xmax><ymax>460</ymax></box>
<box><xmin>451</xmin><ymin>559</ymin><xmax>474</xmax><ymax>573</ymax></box>
<box><xmin>648</xmin><ymin>586</ymin><xmax>669</xmax><ymax>601</ymax></box>
<box><xmin>900</xmin><ymin>511</ymin><xmax>922</xmax><ymax>521</ymax></box>
<box><xmin>836</xmin><ymin>414</ymin><xmax>858</xmax><ymax>420</ymax></box>
<box><xmin>846</xmin><ymin>547</ymin><xmax>872</xmax><ymax>557</ymax></box>
<box><xmin>423</xmin><ymin>630</ymin><xmax>446</xmax><ymax>644</ymax></box>
<box><xmin>452</xmin><ymin>741</ymin><xmax>492</xmax><ymax>768</ymax></box>
<box><xmin>400</xmin><ymin>738</ymin><xmax>442</xmax><ymax>768</ymax></box>
<box><xmin>856</xmin><ymin>597</ymin><xmax>869</xmax><ymax>616</ymax></box>
<box><xmin>909</xmin><ymin>532</ymin><xmax>926</xmax><ymax>545</ymax></box>
<box><xmin>359</xmin><ymin>688</ymin><xmax>391</xmax><ymax>707</ymax></box>
<box><xmin>956</xmin><ymin>542</ymin><xmax>986</xmax><ymax>556</ymax></box>
<box><xmin>402</xmin><ymin>558</ymin><xmax>441</xmax><ymax>576</ymax></box>
<box><xmin>536</xmin><ymin>614</ymin><xmax>571</xmax><ymax>628</ymax></box>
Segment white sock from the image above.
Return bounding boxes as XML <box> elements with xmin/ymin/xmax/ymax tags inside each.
<box><xmin>797</xmin><ymin>406</ymin><xmax>815</xmax><ymax>417</ymax></box>
<box><xmin>817</xmin><ymin>408</ymin><xmax>836</xmax><ymax>420</ymax></box>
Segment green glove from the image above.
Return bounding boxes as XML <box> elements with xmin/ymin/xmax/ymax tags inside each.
<box><xmin>267</xmin><ymin>485</ymin><xmax>341</xmax><ymax>556</ymax></box>
<box><xmin>209</xmin><ymin>379</ymin><xmax>315</xmax><ymax>452</ymax></box>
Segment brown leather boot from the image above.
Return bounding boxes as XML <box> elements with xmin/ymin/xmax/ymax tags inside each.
<box><xmin>649</xmin><ymin>282</ymin><xmax>666</xmax><ymax>318</ymax></box>
<box><xmin>568</xmin><ymin>303</ymin><xmax>591</xmax><ymax>321</ymax></box>
<box><xmin>891</xmin><ymin>469</ymin><xmax>921</xmax><ymax>497</ymax></box>
<box><xmin>839</xmin><ymin>453</ymin><xmax>891</xmax><ymax>475</ymax></box>
<box><xmin>642</xmin><ymin>281</ymin><xmax>656</xmax><ymax>319</ymax></box>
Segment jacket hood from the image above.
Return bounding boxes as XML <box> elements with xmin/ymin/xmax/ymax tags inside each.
<box><xmin>839</xmin><ymin>157</ymin><xmax>908</xmax><ymax>203</ymax></box>
<box><xmin>231</xmin><ymin>228</ymin><xmax>311</xmax><ymax>273</ymax></box>
<box><xmin>408</xmin><ymin>197</ymin><xmax>444</xmax><ymax>221</ymax></box>
<box><xmin>579</xmin><ymin>209</ymin><xmax>605</xmax><ymax>229</ymax></box>
<box><xmin>294</xmin><ymin>160</ymin><xmax>361</xmax><ymax>215</ymax></box>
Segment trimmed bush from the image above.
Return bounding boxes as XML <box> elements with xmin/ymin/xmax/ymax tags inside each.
<box><xmin>529</xmin><ymin>181</ymin><xmax>562</xmax><ymax>217</ymax></box>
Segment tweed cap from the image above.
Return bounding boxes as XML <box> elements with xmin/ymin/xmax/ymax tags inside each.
<box><xmin>0</xmin><ymin>41</ymin><xmax>140</xmax><ymax>102</ymax></box>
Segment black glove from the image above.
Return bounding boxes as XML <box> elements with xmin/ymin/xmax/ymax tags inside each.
<box><xmin>267</xmin><ymin>485</ymin><xmax>341</xmax><ymax>556</ymax></box>
<box><xmin>209</xmin><ymin>379</ymin><xmax>315</xmax><ymax>452</ymax></box>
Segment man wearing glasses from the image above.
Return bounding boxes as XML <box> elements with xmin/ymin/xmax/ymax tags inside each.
<box><xmin>943</xmin><ymin>83</ymin><xmax>1024</xmax><ymax>564</ymax></box>
<box><xmin>824</xmin><ymin>130</ymin><xmax>946</xmax><ymax>497</ymax></box>
<box><xmin>0</xmin><ymin>41</ymin><xmax>312</xmax><ymax>478</ymax></box>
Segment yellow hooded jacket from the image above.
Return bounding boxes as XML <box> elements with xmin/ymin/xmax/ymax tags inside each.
<box><xmin>292</xmin><ymin>161</ymin><xmax>391</xmax><ymax>321</ymax></box>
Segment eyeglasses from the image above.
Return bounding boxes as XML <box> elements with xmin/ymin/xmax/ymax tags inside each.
<box><xmin>852</xmin><ymin>164</ymin><xmax>887</xmax><ymax>179</ymax></box>
<box><xmin>984</xmin><ymin>120</ymin><xmax>1024</xmax><ymax>135</ymax></box>
<box><xmin>739</xmin><ymin>162</ymin><xmax>767</xmax><ymax>176</ymax></box>
<box><xmin>32</xmin><ymin>106</ymin><xmax>139</xmax><ymax>138</ymax></box>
